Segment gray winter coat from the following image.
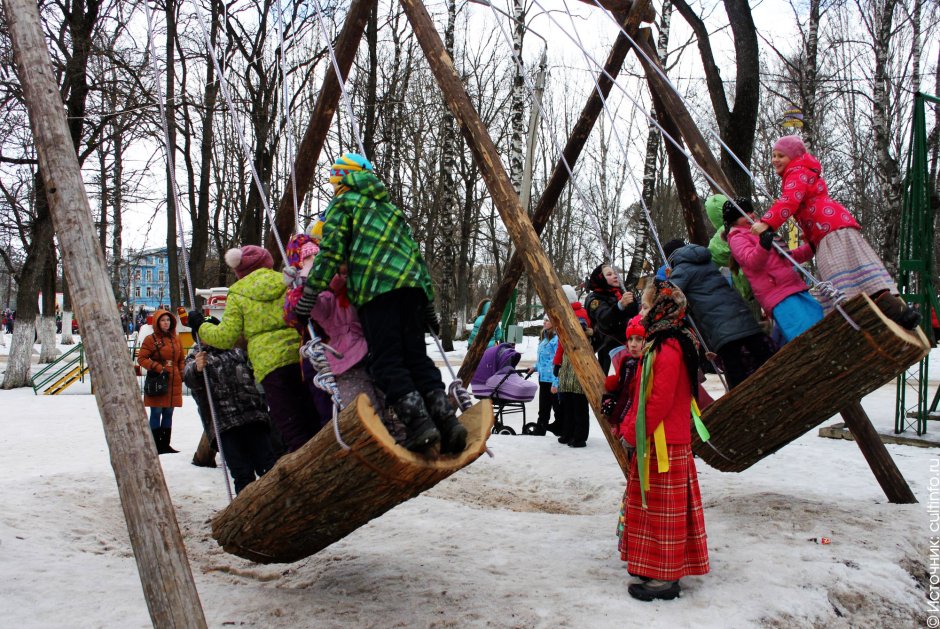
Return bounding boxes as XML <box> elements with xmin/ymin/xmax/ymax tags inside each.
<box><xmin>667</xmin><ymin>244</ymin><xmax>763</xmax><ymax>351</ymax></box>
<box><xmin>183</xmin><ymin>347</ymin><xmax>270</xmax><ymax>447</ymax></box>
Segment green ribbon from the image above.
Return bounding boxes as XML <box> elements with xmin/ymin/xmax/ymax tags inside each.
<box><xmin>634</xmin><ymin>349</ymin><xmax>655</xmax><ymax>509</ymax></box>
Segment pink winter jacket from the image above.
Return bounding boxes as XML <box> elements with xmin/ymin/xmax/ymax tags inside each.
<box><xmin>760</xmin><ymin>153</ymin><xmax>861</xmax><ymax>249</ymax></box>
<box><xmin>727</xmin><ymin>225</ymin><xmax>814</xmax><ymax>314</ymax></box>
<box><xmin>311</xmin><ymin>274</ymin><xmax>368</xmax><ymax>376</ymax></box>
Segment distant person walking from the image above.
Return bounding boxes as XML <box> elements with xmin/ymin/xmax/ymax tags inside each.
<box><xmin>137</xmin><ymin>309</ymin><xmax>185</xmax><ymax>454</ymax></box>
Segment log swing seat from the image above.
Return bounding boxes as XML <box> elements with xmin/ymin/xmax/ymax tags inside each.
<box><xmin>692</xmin><ymin>294</ymin><xmax>931</xmax><ymax>473</ymax></box>
<box><xmin>211</xmin><ymin>395</ymin><xmax>494</xmax><ymax>564</ymax></box>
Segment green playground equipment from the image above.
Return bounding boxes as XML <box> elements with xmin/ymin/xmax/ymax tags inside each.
<box><xmin>894</xmin><ymin>92</ymin><xmax>940</xmax><ymax>435</ymax></box>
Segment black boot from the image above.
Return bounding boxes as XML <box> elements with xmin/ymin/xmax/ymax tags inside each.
<box><xmin>628</xmin><ymin>580</ymin><xmax>680</xmax><ymax>601</ymax></box>
<box><xmin>163</xmin><ymin>428</ymin><xmax>179</xmax><ymax>453</ymax></box>
<box><xmin>422</xmin><ymin>389</ymin><xmax>468</xmax><ymax>455</ymax></box>
<box><xmin>151</xmin><ymin>428</ymin><xmax>162</xmax><ymax>452</ymax></box>
<box><xmin>875</xmin><ymin>292</ymin><xmax>921</xmax><ymax>330</ymax></box>
<box><xmin>156</xmin><ymin>428</ymin><xmax>179</xmax><ymax>454</ymax></box>
<box><xmin>393</xmin><ymin>391</ymin><xmax>441</xmax><ymax>453</ymax></box>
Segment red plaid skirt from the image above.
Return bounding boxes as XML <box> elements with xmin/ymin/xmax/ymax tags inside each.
<box><xmin>620</xmin><ymin>443</ymin><xmax>709</xmax><ymax>580</ymax></box>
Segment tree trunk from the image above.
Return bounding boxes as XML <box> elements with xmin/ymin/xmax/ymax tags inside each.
<box><xmin>39</xmin><ymin>253</ymin><xmax>57</xmax><ymax>362</ymax></box>
<box><xmin>872</xmin><ymin>0</ymin><xmax>901</xmax><ymax>273</ymax></box>
<box><xmin>165</xmin><ymin>0</ymin><xmax>181</xmax><ymax>309</ymax></box>
<box><xmin>801</xmin><ymin>0</ymin><xmax>820</xmax><ymax>151</ymax></box>
<box><xmin>60</xmin><ymin>275</ymin><xmax>74</xmax><ymax>344</ymax></box>
<box><xmin>508</xmin><ymin>0</ymin><xmax>526</xmax><ymax>194</ymax></box>
<box><xmin>110</xmin><ymin>118</ymin><xmax>124</xmax><ymax>298</ymax></box>
<box><xmin>5</xmin><ymin>0</ymin><xmax>208</xmax><ymax>620</ymax></box>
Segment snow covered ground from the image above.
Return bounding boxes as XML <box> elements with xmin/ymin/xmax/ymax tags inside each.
<box><xmin>1</xmin><ymin>342</ymin><xmax>938</xmax><ymax>627</ymax></box>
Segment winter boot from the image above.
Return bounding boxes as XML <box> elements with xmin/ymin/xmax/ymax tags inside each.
<box><xmin>628</xmin><ymin>579</ymin><xmax>680</xmax><ymax>602</ymax></box>
<box><xmin>151</xmin><ymin>428</ymin><xmax>162</xmax><ymax>452</ymax></box>
<box><xmin>874</xmin><ymin>291</ymin><xmax>921</xmax><ymax>330</ymax></box>
<box><xmin>393</xmin><ymin>391</ymin><xmax>441</xmax><ymax>453</ymax></box>
<box><xmin>157</xmin><ymin>428</ymin><xmax>179</xmax><ymax>454</ymax></box>
<box><xmin>422</xmin><ymin>389</ymin><xmax>468</xmax><ymax>455</ymax></box>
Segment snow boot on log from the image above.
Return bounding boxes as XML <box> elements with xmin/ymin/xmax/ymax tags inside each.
<box><xmin>874</xmin><ymin>291</ymin><xmax>921</xmax><ymax>330</ymax></box>
<box><xmin>393</xmin><ymin>391</ymin><xmax>441</xmax><ymax>453</ymax></box>
<box><xmin>423</xmin><ymin>389</ymin><xmax>468</xmax><ymax>455</ymax></box>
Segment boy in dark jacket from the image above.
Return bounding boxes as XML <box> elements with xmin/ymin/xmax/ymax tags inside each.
<box><xmin>183</xmin><ymin>344</ymin><xmax>280</xmax><ymax>494</ymax></box>
<box><xmin>293</xmin><ymin>153</ymin><xmax>467</xmax><ymax>455</ymax></box>
<box><xmin>663</xmin><ymin>239</ymin><xmax>776</xmax><ymax>388</ymax></box>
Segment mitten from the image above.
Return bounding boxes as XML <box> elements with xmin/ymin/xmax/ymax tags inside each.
<box><xmin>424</xmin><ymin>302</ymin><xmax>441</xmax><ymax>336</ymax></box>
<box><xmin>293</xmin><ymin>285</ymin><xmax>319</xmax><ymax>320</ymax></box>
<box><xmin>759</xmin><ymin>229</ymin><xmax>777</xmax><ymax>251</ymax></box>
<box><xmin>187</xmin><ymin>310</ymin><xmax>205</xmax><ymax>334</ymax></box>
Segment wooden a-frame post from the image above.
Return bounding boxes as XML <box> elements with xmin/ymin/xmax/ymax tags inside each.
<box><xmin>4</xmin><ymin>0</ymin><xmax>209</xmax><ymax>625</ymax></box>
<box><xmin>398</xmin><ymin>0</ymin><xmax>630</xmax><ymax>476</ymax></box>
<box><xmin>265</xmin><ymin>0</ymin><xmax>377</xmax><ymax>263</ymax></box>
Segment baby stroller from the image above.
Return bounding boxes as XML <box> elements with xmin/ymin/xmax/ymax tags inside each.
<box><xmin>470</xmin><ymin>343</ymin><xmax>539</xmax><ymax>435</ymax></box>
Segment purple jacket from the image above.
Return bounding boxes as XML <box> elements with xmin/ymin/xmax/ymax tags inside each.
<box><xmin>311</xmin><ymin>275</ymin><xmax>368</xmax><ymax>376</ymax></box>
<box><xmin>727</xmin><ymin>225</ymin><xmax>814</xmax><ymax>314</ymax></box>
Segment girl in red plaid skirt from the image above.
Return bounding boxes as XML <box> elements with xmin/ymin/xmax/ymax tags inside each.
<box><xmin>620</xmin><ymin>280</ymin><xmax>709</xmax><ymax>601</ymax></box>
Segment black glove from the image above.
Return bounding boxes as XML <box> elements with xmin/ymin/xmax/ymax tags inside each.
<box><xmin>759</xmin><ymin>229</ymin><xmax>777</xmax><ymax>251</ymax></box>
<box><xmin>424</xmin><ymin>302</ymin><xmax>441</xmax><ymax>336</ymax></box>
<box><xmin>187</xmin><ymin>310</ymin><xmax>205</xmax><ymax>334</ymax></box>
<box><xmin>205</xmin><ymin>316</ymin><xmax>220</xmax><ymax>326</ymax></box>
<box><xmin>293</xmin><ymin>285</ymin><xmax>319</xmax><ymax>320</ymax></box>
<box><xmin>553</xmin><ymin>364</ymin><xmax>560</xmax><ymax>377</ymax></box>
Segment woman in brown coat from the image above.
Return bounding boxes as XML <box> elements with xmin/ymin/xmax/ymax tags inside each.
<box><xmin>137</xmin><ymin>309</ymin><xmax>185</xmax><ymax>454</ymax></box>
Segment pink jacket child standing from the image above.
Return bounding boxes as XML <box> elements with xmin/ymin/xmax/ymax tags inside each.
<box><xmin>284</xmin><ymin>233</ymin><xmax>405</xmax><ymax>442</ymax></box>
<box><xmin>724</xmin><ymin>198</ymin><xmax>823</xmax><ymax>343</ymax></box>
<box><xmin>751</xmin><ymin>136</ymin><xmax>919</xmax><ymax>329</ymax></box>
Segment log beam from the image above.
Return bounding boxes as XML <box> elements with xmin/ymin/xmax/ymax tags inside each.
<box><xmin>265</xmin><ymin>0</ymin><xmax>376</xmax><ymax>265</ymax></box>
<box><xmin>400</xmin><ymin>0</ymin><xmax>629</xmax><ymax>477</ymax></box>
<box><xmin>840</xmin><ymin>402</ymin><xmax>917</xmax><ymax>503</ymax></box>
<box><xmin>456</xmin><ymin>0</ymin><xmax>650</xmax><ymax>385</ymax></box>
<box><xmin>4</xmin><ymin>0</ymin><xmax>207</xmax><ymax>625</ymax></box>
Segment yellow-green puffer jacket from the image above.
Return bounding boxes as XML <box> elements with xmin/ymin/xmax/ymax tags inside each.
<box><xmin>197</xmin><ymin>268</ymin><xmax>301</xmax><ymax>382</ymax></box>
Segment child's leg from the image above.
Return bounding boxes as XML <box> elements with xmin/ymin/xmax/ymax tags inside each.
<box><xmin>238</xmin><ymin>422</ymin><xmax>279</xmax><ymax>480</ymax></box>
<box><xmin>535</xmin><ymin>381</ymin><xmax>554</xmax><ymax>433</ymax></box>
<box><xmin>557</xmin><ymin>393</ymin><xmax>572</xmax><ymax>443</ymax></box>
<box><xmin>772</xmin><ymin>291</ymin><xmax>824</xmax><ymax>343</ymax></box>
<box><xmin>218</xmin><ymin>426</ymin><xmax>257</xmax><ymax>494</ymax></box>
<box><xmin>568</xmin><ymin>393</ymin><xmax>589</xmax><ymax>447</ymax></box>
<box><xmin>261</xmin><ymin>363</ymin><xmax>319</xmax><ymax>453</ymax></box>
<box><xmin>337</xmin><ymin>366</ymin><xmax>407</xmax><ymax>443</ymax></box>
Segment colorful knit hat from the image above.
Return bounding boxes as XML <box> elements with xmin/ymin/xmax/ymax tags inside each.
<box><xmin>307</xmin><ymin>219</ymin><xmax>324</xmax><ymax>242</ymax></box>
<box><xmin>773</xmin><ymin>135</ymin><xmax>807</xmax><ymax>160</ymax></box>
<box><xmin>285</xmin><ymin>233</ymin><xmax>319</xmax><ymax>270</ymax></box>
<box><xmin>625</xmin><ymin>314</ymin><xmax>646</xmax><ymax>339</ymax></box>
<box><xmin>329</xmin><ymin>153</ymin><xmax>373</xmax><ymax>192</ymax></box>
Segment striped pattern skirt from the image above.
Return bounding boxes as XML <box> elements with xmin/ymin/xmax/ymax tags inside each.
<box><xmin>621</xmin><ymin>443</ymin><xmax>710</xmax><ymax>581</ymax></box>
<box><xmin>815</xmin><ymin>228</ymin><xmax>898</xmax><ymax>313</ymax></box>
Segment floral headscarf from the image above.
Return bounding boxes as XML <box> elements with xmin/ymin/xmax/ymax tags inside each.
<box><xmin>586</xmin><ymin>263</ymin><xmax>623</xmax><ymax>300</ymax></box>
<box><xmin>642</xmin><ymin>279</ymin><xmax>700</xmax><ymax>396</ymax></box>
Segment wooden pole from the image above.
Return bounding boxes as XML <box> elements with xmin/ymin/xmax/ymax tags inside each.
<box><xmin>265</xmin><ymin>0</ymin><xmax>377</xmax><ymax>265</ymax></box>
<box><xmin>456</xmin><ymin>3</ymin><xmax>647</xmax><ymax>384</ymax></box>
<box><xmin>840</xmin><ymin>402</ymin><xmax>917</xmax><ymax>503</ymax></box>
<box><xmin>5</xmin><ymin>1</ymin><xmax>208</xmax><ymax>625</ymax></box>
<box><xmin>400</xmin><ymin>0</ymin><xmax>629</xmax><ymax>477</ymax></box>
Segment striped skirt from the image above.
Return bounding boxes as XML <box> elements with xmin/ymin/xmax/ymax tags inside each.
<box><xmin>815</xmin><ymin>228</ymin><xmax>898</xmax><ymax>313</ymax></box>
<box><xmin>621</xmin><ymin>443</ymin><xmax>710</xmax><ymax>580</ymax></box>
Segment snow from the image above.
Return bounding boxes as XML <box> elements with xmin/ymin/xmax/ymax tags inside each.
<box><xmin>1</xmin><ymin>345</ymin><xmax>938</xmax><ymax>627</ymax></box>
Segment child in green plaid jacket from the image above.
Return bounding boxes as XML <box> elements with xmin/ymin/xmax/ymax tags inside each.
<box><xmin>294</xmin><ymin>153</ymin><xmax>467</xmax><ymax>455</ymax></box>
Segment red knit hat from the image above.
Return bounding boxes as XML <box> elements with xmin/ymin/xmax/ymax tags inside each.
<box><xmin>225</xmin><ymin>245</ymin><xmax>274</xmax><ymax>279</ymax></box>
<box><xmin>773</xmin><ymin>135</ymin><xmax>807</xmax><ymax>160</ymax></box>
<box><xmin>625</xmin><ymin>314</ymin><xmax>646</xmax><ymax>339</ymax></box>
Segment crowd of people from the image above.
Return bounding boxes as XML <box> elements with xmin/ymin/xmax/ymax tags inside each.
<box><xmin>131</xmin><ymin>136</ymin><xmax>928</xmax><ymax>602</ymax></box>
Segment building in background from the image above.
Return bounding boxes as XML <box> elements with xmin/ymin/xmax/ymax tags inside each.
<box><xmin>121</xmin><ymin>247</ymin><xmax>172</xmax><ymax>312</ymax></box>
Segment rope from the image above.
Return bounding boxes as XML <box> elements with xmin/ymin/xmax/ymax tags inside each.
<box><xmin>189</xmin><ymin>0</ymin><xmax>287</xmax><ymax>260</ymax></box>
<box><xmin>142</xmin><ymin>0</ymin><xmax>233</xmax><ymax>502</ymax></box>
<box><xmin>527</xmin><ymin>0</ymin><xmax>860</xmax><ymax>331</ymax></box>
<box><xmin>301</xmin><ymin>323</ymin><xmax>350</xmax><ymax>450</ymax></box>
<box><xmin>273</xmin><ymin>0</ymin><xmax>301</xmax><ymax>229</ymax></box>
<box><xmin>310</xmin><ymin>0</ymin><xmax>366</xmax><ymax>156</ymax></box>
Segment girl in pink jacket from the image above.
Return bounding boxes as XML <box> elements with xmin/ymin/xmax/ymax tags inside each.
<box><xmin>751</xmin><ymin>135</ymin><xmax>919</xmax><ymax>329</ymax></box>
<box><xmin>725</xmin><ymin>198</ymin><xmax>823</xmax><ymax>343</ymax></box>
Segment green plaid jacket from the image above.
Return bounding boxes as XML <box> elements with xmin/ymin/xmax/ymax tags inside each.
<box><xmin>306</xmin><ymin>171</ymin><xmax>434</xmax><ymax>307</ymax></box>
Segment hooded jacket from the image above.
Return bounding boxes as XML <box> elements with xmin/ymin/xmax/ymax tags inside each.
<box><xmin>727</xmin><ymin>226</ymin><xmax>815</xmax><ymax>314</ymax></box>
<box><xmin>306</xmin><ymin>171</ymin><xmax>435</xmax><ymax>308</ymax></box>
<box><xmin>667</xmin><ymin>244</ymin><xmax>763</xmax><ymax>351</ymax></box>
<box><xmin>706</xmin><ymin>197</ymin><xmax>754</xmax><ymax>302</ymax></box>
<box><xmin>137</xmin><ymin>309</ymin><xmax>185</xmax><ymax>408</ymax></box>
<box><xmin>467</xmin><ymin>301</ymin><xmax>503</xmax><ymax>348</ymax></box>
<box><xmin>310</xmin><ymin>274</ymin><xmax>369</xmax><ymax>376</ymax></box>
<box><xmin>197</xmin><ymin>268</ymin><xmax>301</xmax><ymax>382</ymax></box>
<box><xmin>760</xmin><ymin>153</ymin><xmax>861</xmax><ymax>249</ymax></box>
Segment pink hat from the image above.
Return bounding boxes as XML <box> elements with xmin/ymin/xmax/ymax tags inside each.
<box><xmin>225</xmin><ymin>245</ymin><xmax>274</xmax><ymax>279</ymax></box>
<box><xmin>773</xmin><ymin>135</ymin><xmax>807</xmax><ymax>160</ymax></box>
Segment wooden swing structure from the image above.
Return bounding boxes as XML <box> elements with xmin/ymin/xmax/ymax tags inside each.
<box><xmin>7</xmin><ymin>0</ymin><xmax>927</xmax><ymax>620</ymax></box>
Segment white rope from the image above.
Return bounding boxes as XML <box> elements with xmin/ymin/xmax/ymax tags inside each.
<box><xmin>526</xmin><ymin>0</ymin><xmax>858</xmax><ymax>329</ymax></box>
<box><xmin>301</xmin><ymin>323</ymin><xmax>351</xmax><ymax>450</ymax></box>
<box><xmin>273</xmin><ymin>0</ymin><xmax>301</xmax><ymax>230</ymax></box>
<box><xmin>310</xmin><ymin>0</ymin><xmax>367</xmax><ymax>157</ymax></box>
<box><xmin>189</xmin><ymin>0</ymin><xmax>287</xmax><ymax>260</ymax></box>
<box><xmin>142</xmin><ymin>0</ymin><xmax>233</xmax><ymax>502</ymax></box>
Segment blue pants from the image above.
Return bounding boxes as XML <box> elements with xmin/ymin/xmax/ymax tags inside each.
<box><xmin>149</xmin><ymin>406</ymin><xmax>174</xmax><ymax>429</ymax></box>
<box><xmin>773</xmin><ymin>291</ymin><xmax>824</xmax><ymax>343</ymax></box>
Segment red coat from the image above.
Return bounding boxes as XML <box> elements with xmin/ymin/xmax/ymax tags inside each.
<box><xmin>552</xmin><ymin>301</ymin><xmax>591</xmax><ymax>366</ymax></box>
<box><xmin>622</xmin><ymin>338</ymin><xmax>692</xmax><ymax>446</ymax></box>
<box><xmin>760</xmin><ymin>153</ymin><xmax>860</xmax><ymax>249</ymax></box>
<box><xmin>137</xmin><ymin>309</ymin><xmax>185</xmax><ymax>408</ymax></box>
